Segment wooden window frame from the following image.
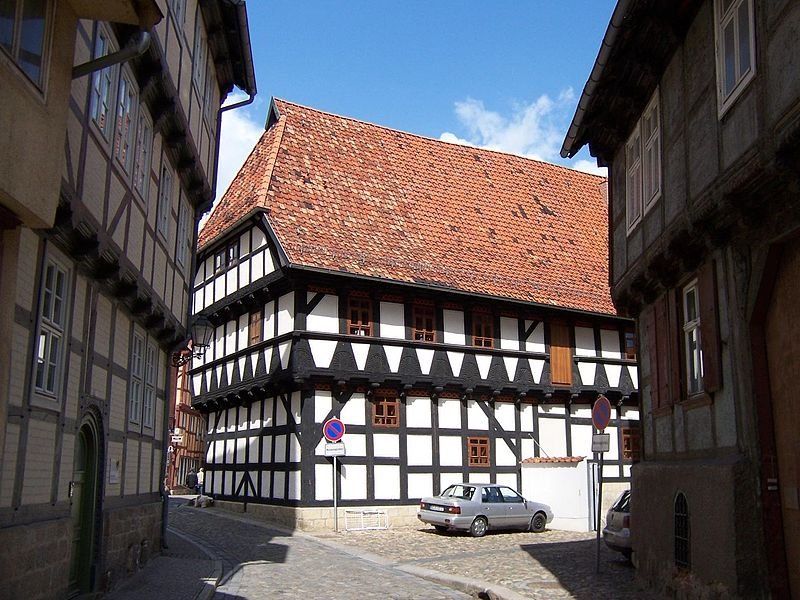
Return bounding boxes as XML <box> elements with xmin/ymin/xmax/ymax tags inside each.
<box><xmin>412</xmin><ymin>304</ymin><xmax>436</xmax><ymax>342</ymax></box>
<box><xmin>624</xmin><ymin>329</ymin><xmax>637</xmax><ymax>360</ymax></box>
<box><xmin>372</xmin><ymin>394</ymin><xmax>399</xmax><ymax>428</ymax></box>
<box><xmin>157</xmin><ymin>163</ymin><xmax>173</xmax><ymax>238</ymax></box>
<box><xmin>34</xmin><ymin>256</ymin><xmax>70</xmax><ymax>397</ymax></box>
<box><xmin>113</xmin><ymin>70</ymin><xmax>137</xmax><ymax>172</ymax></box>
<box><xmin>347</xmin><ymin>296</ymin><xmax>372</xmax><ymax>336</ymax></box>
<box><xmin>682</xmin><ymin>280</ymin><xmax>703</xmax><ymax>395</ymax></box>
<box><xmin>89</xmin><ymin>26</ymin><xmax>117</xmax><ymax>138</ymax></box>
<box><xmin>249</xmin><ymin>309</ymin><xmax>262</xmax><ymax>346</ymax></box>
<box><xmin>621</xmin><ymin>427</ymin><xmax>641</xmax><ymax>461</ymax></box>
<box><xmin>714</xmin><ymin>0</ymin><xmax>755</xmax><ymax>116</ymax></box>
<box><xmin>625</xmin><ymin>91</ymin><xmax>660</xmax><ymax>233</ymax></box>
<box><xmin>472</xmin><ymin>312</ymin><xmax>494</xmax><ymax>348</ymax></box>
<box><xmin>467</xmin><ymin>437</ymin><xmax>490</xmax><ymax>467</ymax></box>
<box><xmin>214</xmin><ymin>241</ymin><xmax>239</xmax><ymax>274</ymax></box>
<box><xmin>0</xmin><ymin>0</ymin><xmax>54</xmax><ymax>88</ymax></box>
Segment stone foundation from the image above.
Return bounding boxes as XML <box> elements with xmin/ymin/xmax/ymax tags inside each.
<box><xmin>101</xmin><ymin>500</ymin><xmax>163</xmax><ymax>592</ymax></box>
<box><xmin>0</xmin><ymin>517</ymin><xmax>72</xmax><ymax>600</ymax></box>
<box><xmin>214</xmin><ymin>500</ymin><xmax>421</xmax><ymax>532</ymax></box>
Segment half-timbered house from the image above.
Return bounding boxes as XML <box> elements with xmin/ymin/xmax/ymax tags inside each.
<box><xmin>561</xmin><ymin>1</ymin><xmax>800</xmax><ymax>597</ymax></box>
<box><xmin>192</xmin><ymin>99</ymin><xmax>639</xmax><ymax>530</ymax></box>
<box><xmin>0</xmin><ymin>2</ymin><xmax>255</xmax><ymax>597</ymax></box>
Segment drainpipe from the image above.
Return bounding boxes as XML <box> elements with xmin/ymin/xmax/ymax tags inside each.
<box><xmin>72</xmin><ymin>29</ymin><xmax>151</xmax><ymax>79</ymax></box>
<box><xmin>211</xmin><ymin>92</ymin><xmax>256</xmax><ymax>199</ymax></box>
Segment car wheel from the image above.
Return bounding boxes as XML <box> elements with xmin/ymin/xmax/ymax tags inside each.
<box><xmin>530</xmin><ymin>512</ymin><xmax>547</xmax><ymax>533</ymax></box>
<box><xmin>470</xmin><ymin>517</ymin><xmax>488</xmax><ymax>537</ymax></box>
<box><xmin>434</xmin><ymin>525</ymin><xmax>448</xmax><ymax>533</ymax></box>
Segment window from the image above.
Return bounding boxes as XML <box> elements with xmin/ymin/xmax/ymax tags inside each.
<box><xmin>203</xmin><ymin>57</ymin><xmax>215</xmax><ymax>124</ymax></box>
<box><xmin>0</xmin><ymin>0</ymin><xmax>51</xmax><ymax>86</ymax></box>
<box><xmin>34</xmin><ymin>257</ymin><xmax>68</xmax><ymax>395</ymax></box>
<box><xmin>682</xmin><ymin>281</ymin><xmax>703</xmax><ymax>395</ymax></box>
<box><xmin>192</xmin><ymin>11</ymin><xmax>207</xmax><ymax>91</ymax></box>
<box><xmin>625</xmin><ymin>92</ymin><xmax>660</xmax><ymax>232</ymax></box>
<box><xmin>472</xmin><ymin>311</ymin><xmax>493</xmax><ymax>348</ymax></box>
<box><xmin>157</xmin><ymin>163</ymin><xmax>172</xmax><ymax>237</ymax></box>
<box><xmin>674</xmin><ymin>493</ymin><xmax>690</xmax><ymax>568</ymax></box>
<box><xmin>621</xmin><ymin>427</ymin><xmax>641</xmax><ymax>461</ymax></box>
<box><xmin>372</xmin><ymin>394</ymin><xmax>398</xmax><ymax>427</ymax></box>
<box><xmin>213</xmin><ymin>241</ymin><xmax>238</xmax><ymax>273</ymax></box>
<box><xmin>412</xmin><ymin>304</ymin><xmax>435</xmax><ymax>342</ymax></box>
<box><xmin>142</xmin><ymin>342</ymin><xmax>157</xmax><ymax>428</ymax></box>
<box><xmin>624</xmin><ymin>330</ymin><xmax>637</xmax><ymax>359</ymax></box>
<box><xmin>249</xmin><ymin>310</ymin><xmax>262</xmax><ymax>346</ymax></box>
<box><xmin>132</xmin><ymin>111</ymin><xmax>152</xmax><ymax>200</ymax></box>
<box><xmin>89</xmin><ymin>27</ymin><xmax>115</xmax><ymax>137</ymax></box>
<box><xmin>129</xmin><ymin>333</ymin><xmax>144</xmax><ymax>424</ymax></box>
<box><xmin>468</xmin><ymin>437</ymin><xmax>489</xmax><ymax>466</ymax></box>
<box><xmin>176</xmin><ymin>199</ymin><xmax>191</xmax><ymax>266</ymax></box>
<box><xmin>347</xmin><ymin>296</ymin><xmax>372</xmax><ymax>336</ymax></box>
<box><xmin>549</xmin><ymin>321</ymin><xmax>572</xmax><ymax>386</ymax></box>
<box><xmin>498</xmin><ymin>486</ymin><xmax>524</xmax><ymax>503</ymax></box>
<box><xmin>715</xmin><ymin>0</ymin><xmax>755</xmax><ymax>114</ymax></box>
<box><xmin>113</xmin><ymin>73</ymin><xmax>137</xmax><ymax>171</ymax></box>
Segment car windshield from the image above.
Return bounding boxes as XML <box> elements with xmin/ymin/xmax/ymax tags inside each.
<box><xmin>440</xmin><ymin>485</ymin><xmax>475</xmax><ymax>500</ymax></box>
<box><xmin>612</xmin><ymin>490</ymin><xmax>631</xmax><ymax>512</ymax></box>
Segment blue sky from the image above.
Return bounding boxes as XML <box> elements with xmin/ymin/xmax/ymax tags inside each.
<box><xmin>214</xmin><ymin>1</ymin><xmax>616</xmax><ymax>202</ymax></box>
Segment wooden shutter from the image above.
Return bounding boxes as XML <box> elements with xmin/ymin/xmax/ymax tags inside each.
<box><xmin>698</xmin><ymin>259</ymin><xmax>722</xmax><ymax>392</ymax></box>
<box><xmin>549</xmin><ymin>321</ymin><xmax>572</xmax><ymax>386</ymax></box>
<box><xmin>654</xmin><ymin>295</ymin><xmax>671</xmax><ymax>407</ymax></box>
<box><xmin>667</xmin><ymin>289</ymin><xmax>682</xmax><ymax>402</ymax></box>
<box><xmin>249</xmin><ymin>310</ymin><xmax>262</xmax><ymax>346</ymax></box>
<box><xmin>642</xmin><ymin>305</ymin><xmax>660</xmax><ymax>408</ymax></box>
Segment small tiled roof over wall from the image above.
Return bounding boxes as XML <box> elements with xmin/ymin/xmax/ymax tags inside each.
<box><xmin>200</xmin><ymin>99</ymin><xmax>615</xmax><ymax>315</ymax></box>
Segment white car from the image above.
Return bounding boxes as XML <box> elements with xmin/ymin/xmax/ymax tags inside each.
<box><xmin>418</xmin><ymin>483</ymin><xmax>553</xmax><ymax>537</ymax></box>
<box><xmin>603</xmin><ymin>489</ymin><xmax>631</xmax><ymax>558</ymax></box>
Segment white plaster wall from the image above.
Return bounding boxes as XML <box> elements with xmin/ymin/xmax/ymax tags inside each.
<box><xmin>261</xmin><ymin>435</ymin><xmax>272</xmax><ymax>462</ymax></box>
<box><xmin>468</xmin><ymin>472</ymin><xmax>491</xmax><ymax>484</ymax></box>
<box><xmin>519</xmin><ymin>437</ymin><xmax>536</xmax><ymax>461</ymax></box>
<box><xmin>263</xmin><ymin>300</ymin><xmax>275</xmax><ymax>339</ymax></box>
<box><xmin>571</xmin><ymin>405</ymin><xmax>592</xmax><ymax>419</ymax></box>
<box><xmin>315</xmin><ymin>463</ymin><xmax>332</xmax><ymax>500</ymax></box>
<box><xmin>226</xmin><ymin>408</ymin><xmax>236</xmax><ymax>432</ymax></box>
<box><xmin>274</xmin><ymin>435</ymin><xmax>286</xmax><ymax>461</ymax></box>
<box><xmin>276</xmin><ymin>398</ymin><xmax>286</xmax><ymax>426</ymax></box>
<box><xmin>249</xmin><ymin>400</ymin><xmax>262</xmax><ymax>428</ymax></box>
<box><xmin>438</xmin><ymin>398</ymin><xmax>461</xmax><ymax>429</ymax></box>
<box><xmin>307</xmin><ymin>293</ymin><xmax>338</xmax><ymax>333</ymax></box>
<box><xmin>373</xmin><ymin>433</ymin><xmax>399</xmax><ymax>458</ymax></box>
<box><xmin>495</xmin><ymin>473</ymin><xmax>517</xmax><ymax>489</ymax></box>
<box><xmin>520</xmin><ymin>404</ymin><xmax>534</xmax><ymax>432</ymax></box>
<box><xmin>273</xmin><ymin>471</ymin><xmax>285</xmax><ymax>499</ymax></box>
<box><xmin>521</xmin><ymin>461</ymin><xmax>592</xmax><ymax>531</ymax></box>
<box><xmin>340</xmin><ymin>394</ymin><xmax>366</xmax><ymax>425</ymax></box>
<box><xmin>290</xmin><ymin>391</ymin><xmax>301</xmax><ymax>424</ymax></box>
<box><xmin>374</xmin><ymin>465</ymin><xmax>400</xmax><ymax>499</ymax></box>
<box><xmin>621</xmin><ymin>406</ymin><xmax>639</xmax><ymax>420</ymax></box>
<box><xmin>310</xmin><ymin>339</ymin><xmax>338</xmax><ymax>368</ymax></box>
<box><xmin>466</xmin><ymin>401</ymin><xmax>488</xmax><ymax>430</ymax></box>
<box><xmin>288</xmin><ymin>470</ymin><xmax>301</xmax><ymax>500</ymax></box>
<box><xmin>236</xmin><ymin>313</ymin><xmax>247</xmax><ymax>351</ymax></box>
<box><xmin>525</xmin><ymin>321</ymin><xmax>545</xmax><ymax>353</ymax></box>
<box><xmin>440</xmin><ymin>472</ymin><xmax>465</xmax><ymax>490</ymax></box>
<box><xmin>539</xmin><ymin>417</ymin><xmax>567</xmax><ymax>457</ymax></box>
<box><xmin>574</xmin><ymin>326</ymin><xmax>596</xmax><ymax>357</ymax></box>
<box><xmin>237</xmin><ymin>409</ymin><xmax>248</xmax><ymax>431</ymax></box>
<box><xmin>344</xmin><ymin>434</ymin><xmax>366</xmax><ymax>457</ymax></box>
<box><xmin>439</xmin><ymin>436</ymin><xmax>462</xmax><ymax>466</ymax></box>
<box><xmin>407</xmin><ymin>473</ymin><xmax>433</xmax><ymax>498</ymax></box>
<box><xmin>315</xmin><ymin>390</ymin><xmax>332</xmax><ymax>422</ymax></box>
<box><xmin>263</xmin><ymin>398</ymin><xmax>274</xmax><ymax>427</ymax></box>
<box><xmin>571</xmin><ymin>424</ymin><xmax>593</xmax><ymax>457</ymax></box>
<box><xmin>248</xmin><ymin>436</ymin><xmax>258</xmax><ymax>461</ymax></box>
<box><xmin>604</xmin><ymin>425</ymin><xmax>620</xmax><ymax>460</ymax></box>
<box><xmin>496</xmin><ymin>440</ymin><xmax>517</xmax><ymax>466</ymax></box>
<box><xmin>340</xmin><ymin>464</ymin><xmax>367</xmax><ymax>500</ymax></box>
<box><xmin>289</xmin><ymin>434</ymin><xmax>301</xmax><ymax>462</ymax></box>
<box><xmin>252</xmin><ymin>227</ymin><xmax>267</xmax><ymax>249</ymax></box>
<box><xmin>224</xmin><ymin>439</ymin><xmax>234</xmax><ymax>462</ymax></box>
<box><xmin>443</xmin><ymin>309</ymin><xmax>465</xmax><ymax>345</ymax></box>
<box><xmin>500</xmin><ymin>316</ymin><xmax>519</xmax><ymax>350</ymax></box>
<box><xmin>259</xmin><ymin>474</ymin><xmax>270</xmax><ymax>498</ymax></box>
<box><xmin>380</xmin><ymin>301</ymin><xmax>405</xmax><ymax>339</ymax></box>
<box><xmin>495</xmin><ymin>403</ymin><xmax>515</xmax><ymax>431</ymax></box>
<box><xmin>406</xmin><ymin>435</ymin><xmax>432</xmax><ymax>465</ymax></box>
<box><xmin>539</xmin><ymin>404</ymin><xmax>565</xmax><ymax>416</ymax></box>
<box><xmin>406</xmin><ymin>397</ymin><xmax>431</xmax><ymax>428</ymax></box>
<box><xmin>277</xmin><ymin>292</ymin><xmax>295</xmax><ymax>335</ymax></box>
<box><xmin>600</xmin><ymin>329</ymin><xmax>621</xmax><ymax>358</ymax></box>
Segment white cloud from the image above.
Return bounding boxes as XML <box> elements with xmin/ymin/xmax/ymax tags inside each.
<box><xmin>571</xmin><ymin>158</ymin><xmax>607</xmax><ymax>177</ymax></box>
<box><xmin>439</xmin><ymin>90</ymin><xmax>577</xmax><ymax>163</ymax></box>
<box><xmin>207</xmin><ymin>92</ymin><xmax>264</xmax><ymax>214</ymax></box>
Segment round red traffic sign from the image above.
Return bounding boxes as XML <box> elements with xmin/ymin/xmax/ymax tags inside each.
<box><xmin>323</xmin><ymin>418</ymin><xmax>345</xmax><ymax>442</ymax></box>
<box><xmin>592</xmin><ymin>395</ymin><xmax>612</xmax><ymax>431</ymax></box>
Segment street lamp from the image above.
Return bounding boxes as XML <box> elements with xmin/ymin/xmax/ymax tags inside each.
<box><xmin>171</xmin><ymin>316</ymin><xmax>215</xmax><ymax>367</ymax></box>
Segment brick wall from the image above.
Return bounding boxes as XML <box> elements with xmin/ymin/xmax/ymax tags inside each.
<box><xmin>0</xmin><ymin>517</ymin><xmax>71</xmax><ymax>600</ymax></box>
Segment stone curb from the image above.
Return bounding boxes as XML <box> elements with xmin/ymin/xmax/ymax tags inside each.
<box><xmin>166</xmin><ymin>525</ymin><xmax>223</xmax><ymax>600</ymax></box>
<box><xmin>197</xmin><ymin>506</ymin><xmax>527</xmax><ymax>600</ymax></box>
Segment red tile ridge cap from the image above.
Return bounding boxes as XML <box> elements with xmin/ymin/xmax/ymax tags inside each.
<box><xmin>520</xmin><ymin>456</ymin><xmax>586</xmax><ymax>464</ymax></box>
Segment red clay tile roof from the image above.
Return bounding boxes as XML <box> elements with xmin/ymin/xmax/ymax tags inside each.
<box><xmin>200</xmin><ymin>99</ymin><xmax>615</xmax><ymax>315</ymax></box>
<box><xmin>520</xmin><ymin>456</ymin><xmax>586</xmax><ymax>464</ymax></box>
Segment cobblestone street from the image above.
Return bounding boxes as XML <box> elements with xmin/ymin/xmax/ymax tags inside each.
<box><xmin>167</xmin><ymin>501</ymin><xmax>663</xmax><ymax>599</ymax></box>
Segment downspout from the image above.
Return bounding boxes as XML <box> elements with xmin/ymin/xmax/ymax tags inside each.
<box><xmin>211</xmin><ymin>92</ymin><xmax>256</xmax><ymax>198</ymax></box>
<box><xmin>72</xmin><ymin>29</ymin><xmax>151</xmax><ymax>79</ymax></box>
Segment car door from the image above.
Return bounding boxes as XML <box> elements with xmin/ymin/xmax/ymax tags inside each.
<box><xmin>480</xmin><ymin>486</ymin><xmax>506</xmax><ymax>528</ymax></box>
<box><xmin>498</xmin><ymin>486</ymin><xmax>530</xmax><ymax>528</ymax></box>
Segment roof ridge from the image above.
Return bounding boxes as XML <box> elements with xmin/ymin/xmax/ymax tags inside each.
<box><xmin>272</xmin><ymin>97</ymin><xmax>606</xmax><ymax>179</ymax></box>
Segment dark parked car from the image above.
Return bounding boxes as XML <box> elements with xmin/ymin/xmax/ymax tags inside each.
<box><xmin>603</xmin><ymin>489</ymin><xmax>631</xmax><ymax>558</ymax></box>
<box><xmin>417</xmin><ymin>483</ymin><xmax>553</xmax><ymax>537</ymax></box>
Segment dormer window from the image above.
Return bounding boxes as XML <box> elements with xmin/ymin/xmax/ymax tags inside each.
<box><xmin>472</xmin><ymin>311</ymin><xmax>494</xmax><ymax>348</ymax></box>
<box><xmin>214</xmin><ymin>242</ymin><xmax>238</xmax><ymax>273</ymax></box>
<box><xmin>347</xmin><ymin>295</ymin><xmax>372</xmax><ymax>336</ymax></box>
<box><xmin>412</xmin><ymin>303</ymin><xmax>436</xmax><ymax>342</ymax></box>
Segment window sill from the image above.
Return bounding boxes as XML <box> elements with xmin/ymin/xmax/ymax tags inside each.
<box><xmin>679</xmin><ymin>392</ymin><xmax>712</xmax><ymax>410</ymax></box>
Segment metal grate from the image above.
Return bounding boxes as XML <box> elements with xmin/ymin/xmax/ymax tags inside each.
<box><xmin>344</xmin><ymin>509</ymin><xmax>389</xmax><ymax>531</ymax></box>
<box><xmin>674</xmin><ymin>492</ymin><xmax>690</xmax><ymax>568</ymax></box>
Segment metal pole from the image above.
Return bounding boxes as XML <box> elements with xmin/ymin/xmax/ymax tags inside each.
<box><xmin>333</xmin><ymin>455</ymin><xmax>338</xmax><ymax>533</ymax></box>
<box><xmin>596</xmin><ymin>452</ymin><xmax>604</xmax><ymax>573</ymax></box>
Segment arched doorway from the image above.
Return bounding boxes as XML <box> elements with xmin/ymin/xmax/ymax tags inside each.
<box><xmin>68</xmin><ymin>415</ymin><xmax>100</xmax><ymax>595</ymax></box>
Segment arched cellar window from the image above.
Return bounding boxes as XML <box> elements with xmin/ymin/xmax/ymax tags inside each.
<box><xmin>674</xmin><ymin>492</ymin><xmax>690</xmax><ymax>568</ymax></box>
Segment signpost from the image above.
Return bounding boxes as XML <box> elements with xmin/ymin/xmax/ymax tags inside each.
<box><xmin>592</xmin><ymin>395</ymin><xmax>612</xmax><ymax>573</ymax></box>
<box><xmin>323</xmin><ymin>418</ymin><xmax>346</xmax><ymax>532</ymax></box>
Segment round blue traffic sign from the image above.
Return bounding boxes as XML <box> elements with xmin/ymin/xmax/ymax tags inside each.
<box><xmin>323</xmin><ymin>418</ymin><xmax>345</xmax><ymax>442</ymax></box>
<box><xmin>592</xmin><ymin>395</ymin><xmax>612</xmax><ymax>431</ymax></box>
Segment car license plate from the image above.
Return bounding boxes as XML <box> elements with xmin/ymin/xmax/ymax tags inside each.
<box><xmin>429</xmin><ymin>505</ymin><xmax>445</xmax><ymax>512</ymax></box>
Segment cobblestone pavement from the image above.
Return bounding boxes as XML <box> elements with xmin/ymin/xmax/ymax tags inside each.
<box><xmin>169</xmin><ymin>504</ymin><xmax>470</xmax><ymax>599</ymax></box>
<box><xmin>313</xmin><ymin>524</ymin><xmax>664</xmax><ymax>600</ymax></box>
